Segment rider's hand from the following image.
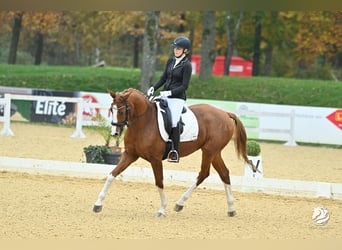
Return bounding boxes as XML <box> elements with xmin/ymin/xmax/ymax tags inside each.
<box><xmin>147</xmin><ymin>87</ymin><xmax>154</xmax><ymax>96</ymax></box>
<box><xmin>160</xmin><ymin>91</ymin><xmax>172</xmax><ymax>97</ymax></box>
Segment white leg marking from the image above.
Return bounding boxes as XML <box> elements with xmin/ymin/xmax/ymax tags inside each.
<box><xmin>95</xmin><ymin>174</ymin><xmax>115</xmax><ymax>206</ymax></box>
<box><xmin>157</xmin><ymin>188</ymin><xmax>168</xmax><ymax>216</ymax></box>
<box><xmin>176</xmin><ymin>183</ymin><xmax>197</xmax><ymax>207</ymax></box>
<box><xmin>224</xmin><ymin>183</ymin><xmax>235</xmax><ymax>212</ymax></box>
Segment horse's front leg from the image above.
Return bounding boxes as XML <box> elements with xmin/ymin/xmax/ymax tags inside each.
<box><xmin>93</xmin><ymin>152</ymin><xmax>138</xmax><ymax>213</ymax></box>
<box><xmin>157</xmin><ymin>187</ymin><xmax>167</xmax><ymax>217</ymax></box>
<box><xmin>150</xmin><ymin>159</ymin><xmax>167</xmax><ymax>217</ymax></box>
<box><xmin>93</xmin><ymin>173</ymin><xmax>115</xmax><ymax>213</ymax></box>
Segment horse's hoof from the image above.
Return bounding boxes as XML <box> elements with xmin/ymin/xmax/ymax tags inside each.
<box><xmin>174</xmin><ymin>204</ymin><xmax>183</xmax><ymax>212</ymax></box>
<box><xmin>156</xmin><ymin>212</ymin><xmax>165</xmax><ymax>218</ymax></box>
<box><xmin>228</xmin><ymin>211</ymin><xmax>236</xmax><ymax>217</ymax></box>
<box><xmin>93</xmin><ymin>205</ymin><xmax>102</xmax><ymax>213</ymax></box>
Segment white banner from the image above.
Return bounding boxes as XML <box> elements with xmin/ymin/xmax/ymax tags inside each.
<box><xmin>187</xmin><ymin>99</ymin><xmax>342</xmax><ymax>146</ymax></box>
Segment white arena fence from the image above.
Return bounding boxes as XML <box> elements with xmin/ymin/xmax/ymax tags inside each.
<box><xmin>0</xmin><ymin>93</ymin><xmax>110</xmax><ymax>138</ymax></box>
<box><xmin>0</xmin><ymin>156</ymin><xmax>341</xmax><ymax>200</ymax></box>
<box><xmin>1</xmin><ymin>93</ymin><xmax>296</xmax><ymax>146</ymax></box>
<box><xmin>235</xmin><ymin>109</ymin><xmax>297</xmax><ymax>146</ymax></box>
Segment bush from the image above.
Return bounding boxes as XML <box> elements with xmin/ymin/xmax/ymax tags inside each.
<box><xmin>83</xmin><ymin>145</ymin><xmax>111</xmax><ymax>164</ymax></box>
<box><xmin>247</xmin><ymin>140</ymin><xmax>261</xmax><ymax>156</ymax></box>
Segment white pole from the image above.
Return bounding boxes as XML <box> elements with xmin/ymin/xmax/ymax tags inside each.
<box><xmin>284</xmin><ymin>110</ymin><xmax>297</xmax><ymax>146</ymax></box>
<box><xmin>71</xmin><ymin>97</ymin><xmax>86</xmax><ymax>138</ymax></box>
<box><xmin>0</xmin><ymin>94</ymin><xmax>14</xmax><ymax>136</ymax></box>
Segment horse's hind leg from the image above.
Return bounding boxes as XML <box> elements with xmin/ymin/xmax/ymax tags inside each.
<box><xmin>212</xmin><ymin>153</ymin><xmax>236</xmax><ymax>217</ymax></box>
<box><xmin>174</xmin><ymin>152</ymin><xmax>211</xmax><ymax>212</ymax></box>
<box><xmin>174</xmin><ymin>183</ymin><xmax>197</xmax><ymax>212</ymax></box>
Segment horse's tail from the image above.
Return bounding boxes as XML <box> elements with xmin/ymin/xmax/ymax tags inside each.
<box><xmin>227</xmin><ymin>112</ymin><xmax>249</xmax><ymax>164</ymax></box>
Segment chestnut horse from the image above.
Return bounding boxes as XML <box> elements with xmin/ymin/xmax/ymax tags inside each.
<box><xmin>93</xmin><ymin>88</ymin><xmax>252</xmax><ymax>217</ymax></box>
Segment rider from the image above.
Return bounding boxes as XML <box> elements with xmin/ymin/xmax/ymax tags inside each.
<box><xmin>147</xmin><ymin>36</ymin><xmax>192</xmax><ymax>163</ymax></box>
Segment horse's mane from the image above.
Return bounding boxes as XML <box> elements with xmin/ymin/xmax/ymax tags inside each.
<box><xmin>123</xmin><ymin>88</ymin><xmax>151</xmax><ymax>105</ymax></box>
<box><xmin>122</xmin><ymin>88</ymin><xmax>144</xmax><ymax>98</ymax></box>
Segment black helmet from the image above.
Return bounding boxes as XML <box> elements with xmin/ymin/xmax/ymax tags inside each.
<box><xmin>172</xmin><ymin>36</ymin><xmax>191</xmax><ymax>50</ymax></box>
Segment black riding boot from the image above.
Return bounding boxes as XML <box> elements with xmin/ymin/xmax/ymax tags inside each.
<box><xmin>168</xmin><ymin>126</ymin><xmax>180</xmax><ymax>163</ymax></box>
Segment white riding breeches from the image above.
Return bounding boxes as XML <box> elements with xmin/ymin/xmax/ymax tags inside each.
<box><xmin>166</xmin><ymin>98</ymin><xmax>185</xmax><ymax>127</ymax></box>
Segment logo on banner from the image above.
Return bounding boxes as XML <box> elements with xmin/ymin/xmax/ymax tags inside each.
<box><xmin>82</xmin><ymin>94</ymin><xmax>100</xmax><ymax>120</ymax></box>
<box><xmin>326</xmin><ymin>110</ymin><xmax>342</xmax><ymax>130</ymax></box>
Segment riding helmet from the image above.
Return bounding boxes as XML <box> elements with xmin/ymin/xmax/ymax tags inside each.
<box><xmin>172</xmin><ymin>36</ymin><xmax>191</xmax><ymax>50</ymax></box>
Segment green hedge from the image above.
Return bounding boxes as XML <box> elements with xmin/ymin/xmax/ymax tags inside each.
<box><xmin>1</xmin><ymin>64</ymin><xmax>341</xmax><ymax>107</ymax></box>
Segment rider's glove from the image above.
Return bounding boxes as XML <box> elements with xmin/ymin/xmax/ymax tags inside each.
<box><xmin>147</xmin><ymin>87</ymin><xmax>154</xmax><ymax>96</ymax></box>
<box><xmin>160</xmin><ymin>91</ymin><xmax>172</xmax><ymax>97</ymax></box>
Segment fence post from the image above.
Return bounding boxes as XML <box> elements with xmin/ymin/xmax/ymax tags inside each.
<box><xmin>284</xmin><ymin>110</ymin><xmax>297</xmax><ymax>146</ymax></box>
<box><xmin>71</xmin><ymin>97</ymin><xmax>86</xmax><ymax>138</ymax></box>
<box><xmin>0</xmin><ymin>94</ymin><xmax>14</xmax><ymax>136</ymax></box>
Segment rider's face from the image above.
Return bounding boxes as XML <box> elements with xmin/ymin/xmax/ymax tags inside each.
<box><xmin>174</xmin><ymin>47</ymin><xmax>186</xmax><ymax>57</ymax></box>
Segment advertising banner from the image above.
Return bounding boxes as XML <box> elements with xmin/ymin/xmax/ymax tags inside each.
<box><xmin>30</xmin><ymin>89</ymin><xmax>76</xmax><ymax>123</ymax></box>
<box><xmin>76</xmin><ymin>91</ymin><xmax>113</xmax><ymax>124</ymax></box>
<box><xmin>187</xmin><ymin>98</ymin><xmax>342</xmax><ymax>145</ymax></box>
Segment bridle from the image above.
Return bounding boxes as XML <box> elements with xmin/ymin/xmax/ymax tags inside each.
<box><xmin>110</xmin><ymin>102</ymin><xmax>129</xmax><ymax>127</ymax></box>
<box><xmin>110</xmin><ymin>98</ymin><xmax>151</xmax><ymax>130</ymax></box>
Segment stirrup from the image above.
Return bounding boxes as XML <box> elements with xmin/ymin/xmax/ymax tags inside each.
<box><xmin>167</xmin><ymin>150</ymin><xmax>179</xmax><ymax>163</ymax></box>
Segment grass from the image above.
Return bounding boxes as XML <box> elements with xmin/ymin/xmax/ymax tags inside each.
<box><xmin>1</xmin><ymin>64</ymin><xmax>341</xmax><ymax>107</ymax></box>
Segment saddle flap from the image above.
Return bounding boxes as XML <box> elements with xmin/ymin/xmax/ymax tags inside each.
<box><xmin>156</xmin><ymin>102</ymin><xmax>199</xmax><ymax>143</ymax></box>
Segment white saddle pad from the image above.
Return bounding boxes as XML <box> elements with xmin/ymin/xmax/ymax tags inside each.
<box><xmin>156</xmin><ymin>102</ymin><xmax>199</xmax><ymax>142</ymax></box>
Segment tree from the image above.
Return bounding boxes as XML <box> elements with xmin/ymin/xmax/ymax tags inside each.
<box><xmin>199</xmin><ymin>11</ymin><xmax>216</xmax><ymax>81</ymax></box>
<box><xmin>252</xmin><ymin>11</ymin><xmax>264</xmax><ymax>76</ymax></box>
<box><xmin>8</xmin><ymin>11</ymin><xmax>24</xmax><ymax>64</ymax></box>
<box><xmin>224</xmin><ymin>11</ymin><xmax>243</xmax><ymax>75</ymax></box>
<box><xmin>140</xmin><ymin>11</ymin><xmax>160</xmax><ymax>92</ymax></box>
<box><xmin>262</xmin><ymin>11</ymin><xmax>280</xmax><ymax>76</ymax></box>
<box><xmin>29</xmin><ymin>12</ymin><xmax>60</xmax><ymax>65</ymax></box>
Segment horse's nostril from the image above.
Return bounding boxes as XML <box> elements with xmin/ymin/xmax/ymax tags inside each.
<box><xmin>110</xmin><ymin>132</ymin><xmax>118</xmax><ymax>137</ymax></box>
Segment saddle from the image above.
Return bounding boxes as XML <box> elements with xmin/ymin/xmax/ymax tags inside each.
<box><xmin>155</xmin><ymin>99</ymin><xmax>199</xmax><ymax>143</ymax></box>
<box><xmin>158</xmin><ymin>98</ymin><xmax>185</xmax><ymax>135</ymax></box>
<box><xmin>156</xmin><ymin>99</ymin><xmax>199</xmax><ymax>160</ymax></box>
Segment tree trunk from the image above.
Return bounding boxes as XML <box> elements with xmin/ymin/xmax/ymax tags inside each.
<box><xmin>34</xmin><ymin>31</ymin><xmax>44</xmax><ymax>65</ymax></box>
<box><xmin>140</xmin><ymin>11</ymin><xmax>160</xmax><ymax>92</ymax></box>
<box><xmin>8</xmin><ymin>12</ymin><xmax>24</xmax><ymax>65</ymax></box>
<box><xmin>188</xmin><ymin>27</ymin><xmax>194</xmax><ymax>61</ymax></box>
<box><xmin>199</xmin><ymin>11</ymin><xmax>216</xmax><ymax>81</ymax></box>
<box><xmin>133</xmin><ymin>35</ymin><xmax>140</xmax><ymax>68</ymax></box>
<box><xmin>264</xmin><ymin>44</ymin><xmax>273</xmax><ymax>76</ymax></box>
<box><xmin>224</xmin><ymin>11</ymin><xmax>243</xmax><ymax>75</ymax></box>
<box><xmin>252</xmin><ymin>11</ymin><xmax>263</xmax><ymax>76</ymax></box>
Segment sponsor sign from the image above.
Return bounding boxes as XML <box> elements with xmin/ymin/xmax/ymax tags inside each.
<box><xmin>30</xmin><ymin>89</ymin><xmax>75</xmax><ymax>123</ymax></box>
<box><xmin>326</xmin><ymin>110</ymin><xmax>342</xmax><ymax>130</ymax></box>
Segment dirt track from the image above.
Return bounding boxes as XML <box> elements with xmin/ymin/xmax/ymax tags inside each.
<box><xmin>0</xmin><ymin>122</ymin><xmax>341</xmax><ymax>239</ymax></box>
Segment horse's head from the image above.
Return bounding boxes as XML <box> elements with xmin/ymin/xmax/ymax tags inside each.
<box><xmin>108</xmin><ymin>88</ymin><xmax>149</xmax><ymax>136</ymax></box>
<box><xmin>108</xmin><ymin>89</ymin><xmax>129</xmax><ymax>137</ymax></box>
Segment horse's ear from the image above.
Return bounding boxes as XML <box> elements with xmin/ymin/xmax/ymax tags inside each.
<box><xmin>108</xmin><ymin>89</ymin><xmax>115</xmax><ymax>98</ymax></box>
